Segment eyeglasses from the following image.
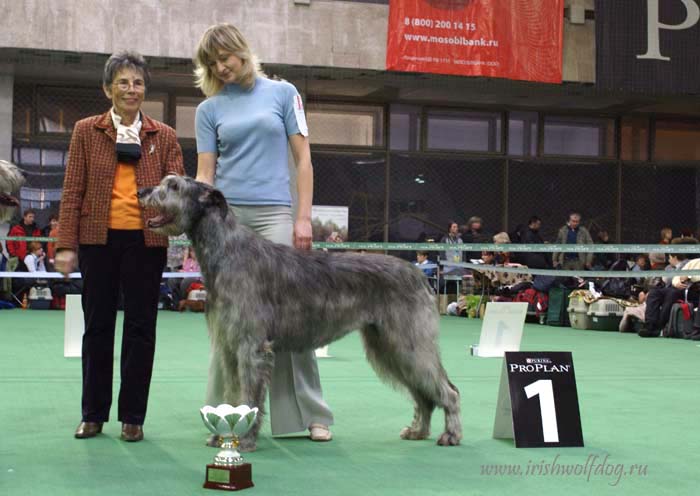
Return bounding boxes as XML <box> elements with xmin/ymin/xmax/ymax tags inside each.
<box><xmin>113</xmin><ymin>79</ymin><xmax>146</xmax><ymax>91</ymax></box>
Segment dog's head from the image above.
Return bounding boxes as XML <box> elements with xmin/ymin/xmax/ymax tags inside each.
<box><xmin>138</xmin><ymin>175</ymin><xmax>228</xmax><ymax>236</ymax></box>
<box><xmin>0</xmin><ymin>160</ymin><xmax>25</xmax><ymax>223</ymax></box>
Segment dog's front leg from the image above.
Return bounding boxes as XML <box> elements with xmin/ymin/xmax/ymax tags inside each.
<box><xmin>236</xmin><ymin>339</ymin><xmax>275</xmax><ymax>452</ymax></box>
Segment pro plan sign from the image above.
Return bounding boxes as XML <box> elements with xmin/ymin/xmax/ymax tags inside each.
<box><xmin>596</xmin><ymin>0</ymin><xmax>700</xmax><ymax>94</ymax></box>
<box><xmin>493</xmin><ymin>352</ymin><xmax>584</xmax><ymax>448</ymax></box>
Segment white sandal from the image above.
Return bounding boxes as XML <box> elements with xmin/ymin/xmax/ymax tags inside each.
<box><xmin>309</xmin><ymin>423</ymin><xmax>332</xmax><ymax>442</ymax></box>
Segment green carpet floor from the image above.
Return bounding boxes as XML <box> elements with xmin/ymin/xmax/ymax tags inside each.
<box><xmin>1</xmin><ymin>310</ymin><xmax>699</xmax><ymax>496</ymax></box>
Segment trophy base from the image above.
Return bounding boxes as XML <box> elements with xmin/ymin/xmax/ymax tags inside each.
<box><xmin>204</xmin><ymin>463</ymin><xmax>254</xmax><ymax>491</ymax></box>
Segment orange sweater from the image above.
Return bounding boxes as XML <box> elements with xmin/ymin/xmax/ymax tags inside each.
<box><xmin>109</xmin><ymin>163</ymin><xmax>144</xmax><ymax>230</ymax></box>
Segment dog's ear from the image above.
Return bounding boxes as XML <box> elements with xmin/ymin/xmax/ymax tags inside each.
<box><xmin>198</xmin><ymin>188</ymin><xmax>229</xmax><ymax>218</ymax></box>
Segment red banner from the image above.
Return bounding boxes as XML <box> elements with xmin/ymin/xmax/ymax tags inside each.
<box><xmin>386</xmin><ymin>0</ymin><xmax>564</xmax><ymax>83</ymax></box>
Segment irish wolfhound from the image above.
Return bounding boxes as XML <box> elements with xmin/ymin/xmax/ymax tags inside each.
<box><xmin>0</xmin><ymin>160</ymin><xmax>24</xmax><ymax>223</ymax></box>
<box><xmin>138</xmin><ymin>175</ymin><xmax>462</xmax><ymax>450</ymax></box>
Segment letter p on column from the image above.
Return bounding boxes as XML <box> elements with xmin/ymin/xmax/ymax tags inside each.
<box><xmin>637</xmin><ymin>0</ymin><xmax>700</xmax><ymax>61</ymax></box>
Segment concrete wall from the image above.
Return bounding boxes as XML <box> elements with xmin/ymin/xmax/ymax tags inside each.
<box><xmin>0</xmin><ymin>0</ymin><xmax>595</xmax><ymax>82</ymax></box>
<box><xmin>0</xmin><ymin>70</ymin><xmax>13</xmax><ymax>162</ymax></box>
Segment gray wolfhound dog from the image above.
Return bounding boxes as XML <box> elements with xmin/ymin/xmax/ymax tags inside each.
<box><xmin>0</xmin><ymin>160</ymin><xmax>24</xmax><ymax>223</ymax></box>
<box><xmin>138</xmin><ymin>175</ymin><xmax>462</xmax><ymax>450</ymax></box>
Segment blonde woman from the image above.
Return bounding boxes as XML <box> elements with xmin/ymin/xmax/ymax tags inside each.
<box><xmin>193</xmin><ymin>23</ymin><xmax>333</xmax><ymax>445</ymax></box>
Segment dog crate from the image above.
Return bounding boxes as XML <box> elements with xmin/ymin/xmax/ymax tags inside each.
<box><xmin>28</xmin><ymin>286</ymin><xmax>53</xmax><ymax>310</ymax></box>
<box><xmin>586</xmin><ymin>299</ymin><xmax>624</xmax><ymax>331</ymax></box>
<box><xmin>567</xmin><ymin>294</ymin><xmax>591</xmax><ymax>330</ymax></box>
<box><xmin>187</xmin><ymin>289</ymin><xmax>207</xmax><ymax>301</ymax></box>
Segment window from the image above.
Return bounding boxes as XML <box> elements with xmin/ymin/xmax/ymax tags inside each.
<box><xmin>175</xmin><ymin>97</ymin><xmax>204</xmax><ymax>139</ymax></box>
<box><xmin>20</xmin><ymin>187</ymin><xmax>63</xmax><ymax>211</ymax></box>
<box><xmin>12</xmin><ymin>146</ymin><xmax>67</xmax><ymax>168</ymax></box>
<box><xmin>543</xmin><ymin>116</ymin><xmax>615</xmax><ymax>158</ymax></box>
<box><xmin>426</xmin><ymin>110</ymin><xmax>501</xmax><ymax>152</ymax></box>
<box><xmin>654</xmin><ymin>119</ymin><xmax>700</xmax><ymax>161</ymax></box>
<box><xmin>508</xmin><ymin>111</ymin><xmax>538</xmax><ymax>156</ymax></box>
<box><xmin>306</xmin><ymin>103</ymin><xmax>384</xmax><ymax>146</ymax></box>
<box><xmin>36</xmin><ymin>87</ymin><xmax>105</xmax><ymax>134</ymax></box>
<box><xmin>141</xmin><ymin>96</ymin><xmax>166</xmax><ymax>122</ymax></box>
<box><xmin>13</xmin><ymin>86</ymin><xmax>33</xmax><ymax>135</ymax></box>
<box><xmin>390</xmin><ymin>105</ymin><xmax>421</xmax><ymax>151</ymax></box>
<box><xmin>621</xmin><ymin>116</ymin><xmax>649</xmax><ymax>161</ymax></box>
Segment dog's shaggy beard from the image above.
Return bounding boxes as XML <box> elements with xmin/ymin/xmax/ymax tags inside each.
<box><xmin>0</xmin><ymin>160</ymin><xmax>24</xmax><ymax>223</ymax></box>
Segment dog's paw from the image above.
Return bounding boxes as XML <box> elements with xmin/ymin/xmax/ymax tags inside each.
<box><xmin>238</xmin><ymin>438</ymin><xmax>257</xmax><ymax>452</ymax></box>
<box><xmin>400</xmin><ymin>426</ymin><xmax>429</xmax><ymax>440</ymax></box>
<box><xmin>436</xmin><ymin>431</ymin><xmax>461</xmax><ymax>446</ymax></box>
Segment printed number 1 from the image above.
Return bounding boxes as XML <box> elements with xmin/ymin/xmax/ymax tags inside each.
<box><xmin>524</xmin><ymin>379</ymin><xmax>559</xmax><ymax>443</ymax></box>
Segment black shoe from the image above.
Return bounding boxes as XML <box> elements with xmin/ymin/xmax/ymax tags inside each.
<box><xmin>75</xmin><ymin>421</ymin><xmax>103</xmax><ymax>439</ymax></box>
<box><xmin>638</xmin><ymin>323</ymin><xmax>660</xmax><ymax>338</ymax></box>
<box><xmin>121</xmin><ymin>423</ymin><xmax>144</xmax><ymax>442</ymax></box>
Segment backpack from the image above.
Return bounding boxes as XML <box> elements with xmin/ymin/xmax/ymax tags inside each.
<box><xmin>663</xmin><ymin>301</ymin><xmax>695</xmax><ymax>339</ymax></box>
<box><xmin>514</xmin><ymin>288</ymin><xmax>549</xmax><ymax>317</ymax></box>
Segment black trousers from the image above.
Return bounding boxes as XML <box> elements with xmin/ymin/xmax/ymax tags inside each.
<box><xmin>645</xmin><ymin>285</ymin><xmax>699</xmax><ymax>332</ymax></box>
<box><xmin>79</xmin><ymin>230</ymin><xmax>166</xmax><ymax>424</ymax></box>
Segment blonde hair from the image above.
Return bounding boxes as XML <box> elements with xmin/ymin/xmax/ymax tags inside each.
<box><xmin>493</xmin><ymin>232</ymin><xmax>511</xmax><ymax>244</ymax></box>
<box><xmin>194</xmin><ymin>23</ymin><xmax>264</xmax><ymax>96</ymax></box>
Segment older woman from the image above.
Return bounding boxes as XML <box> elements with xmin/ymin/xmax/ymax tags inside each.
<box><xmin>55</xmin><ymin>51</ymin><xmax>184</xmax><ymax>442</ymax></box>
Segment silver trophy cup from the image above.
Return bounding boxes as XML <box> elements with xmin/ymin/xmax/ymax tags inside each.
<box><xmin>200</xmin><ymin>404</ymin><xmax>258</xmax><ymax>491</ymax></box>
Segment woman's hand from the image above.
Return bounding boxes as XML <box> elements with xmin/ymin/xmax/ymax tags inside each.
<box><xmin>55</xmin><ymin>250</ymin><xmax>76</xmax><ymax>277</ymax></box>
<box><xmin>293</xmin><ymin>218</ymin><xmax>312</xmax><ymax>251</ymax></box>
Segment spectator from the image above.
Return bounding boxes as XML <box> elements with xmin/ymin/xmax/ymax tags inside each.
<box><xmin>659</xmin><ymin>227</ymin><xmax>673</xmax><ymax>245</ymax></box>
<box><xmin>472</xmin><ymin>251</ymin><xmax>496</xmax><ymax>293</ymax></box>
<box><xmin>23</xmin><ymin>241</ymin><xmax>46</xmax><ymax>273</ymax></box>
<box><xmin>414</xmin><ymin>250</ymin><xmax>437</xmax><ymax>292</ymax></box>
<box><xmin>619</xmin><ymin>290</ymin><xmax>648</xmax><ymax>332</ymax></box>
<box><xmin>480</xmin><ymin>251</ymin><xmax>496</xmax><ymax>266</ymax></box>
<box><xmin>592</xmin><ymin>229</ymin><xmax>616</xmax><ymax>271</ymax></box>
<box><xmin>552</xmin><ymin>212</ymin><xmax>593</xmax><ymax>271</ymax></box>
<box><xmin>41</xmin><ymin>214</ymin><xmax>59</xmax><ymax>251</ymax></box>
<box><xmin>440</xmin><ymin>221</ymin><xmax>463</xmax><ymax>273</ymax></box>
<box><xmin>640</xmin><ymin>237</ymin><xmax>699</xmax><ymax>337</ymax></box>
<box><xmin>461</xmin><ymin>216</ymin><xmax>484</xmax><ymax>242</ymax></box>
<box><xmin>632</xmin><ymin>254</ymin><xmax>649</xmax><ymax>272</ymax></box>
<box><xmin>461</xmin><ymin>216</ymin><xmax>485</xmax><ymax>261</ymax></box>
<box><xmin>492</xmin><ymin>232</ymin><xmax>512</xmax><ymax>265</ymax></box>
<box><xmin>475</xmin><ymin>246</ymin><xmax>532</xmax><ymax>294</ymax></box>
<box><xmin>509</xmin><ymin>223</ymin><xmax>526</xmax><ymax>244</ymax></box>
<box><xmin>7</xmin><ymin>209</ymin><xmax>41</xmax><ymax>269</ymax></box>
<box><xmin>519</xmin><ymin>216</ymin><xmax>550</xmax><ymax>269</ymax></box>
<box><xmin>648</xmin><ymin>251</ymin><xmax>666</xmax><ymax>270</ymax></box>
<box><xmin>46</xmin><ymin>216</ymin><xmax>60</xmax><ymax>271</ymax></box>
<box><xmin>414</xmin><ymin>250</ymin><xmax>434</xmax><ymax>273</ymax></box>
<box><xmin>168</xmin><ymin>246</ymin><xmax>203</xmax><ymax>309</ymax></box>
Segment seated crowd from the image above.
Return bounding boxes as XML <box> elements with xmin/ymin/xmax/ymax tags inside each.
<box><xmin>418</xmin><ymin>212</ymin><xmax>700</xmax><ymax>340</ymax></box>
<box><xmin>1</xmin><ymin>210</ymin><xmax>203</xmax><ymax>311</ymax></box>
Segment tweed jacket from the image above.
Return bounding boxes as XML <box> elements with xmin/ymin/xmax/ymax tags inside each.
<box><xmin>552</xmin><ymin>224</ymin><xmax>594</xmax><ymax>267</ymax></box>
<box><xmin>57</xmin><ymin>111</ymin><xmax>185</xmax><ymax>251</ymax></box>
